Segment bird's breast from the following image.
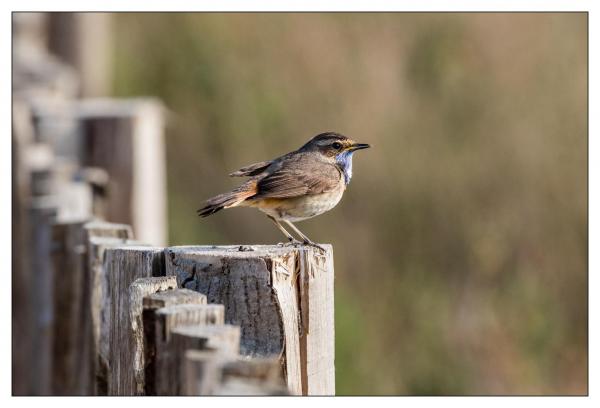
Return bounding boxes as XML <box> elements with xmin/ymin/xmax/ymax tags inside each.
<box><xmin>252</xmin><ymin>184</ymin><xmax>346</xmax><ymax>222</ymax></box>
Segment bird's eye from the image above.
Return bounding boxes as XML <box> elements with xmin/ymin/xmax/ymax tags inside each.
<box><xmin>332</xmin><ymin>142</ymin><xmax>342</xmax><ymax>150</ymax></box>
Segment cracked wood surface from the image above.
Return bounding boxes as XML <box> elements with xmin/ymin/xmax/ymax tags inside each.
<box><xmin>128</xmin><ymin>276</ymin><xmax>177</xmax><ymax>395</ymax></box>
<box><xmin>165</xmin><ymin>245</ymin><xmax>335</xmax><ymax>395</ymax></box>
<box><xmin>105</xmin><ymin>246</ymin><xmax>166</xmax><ymax>395</ymax></box>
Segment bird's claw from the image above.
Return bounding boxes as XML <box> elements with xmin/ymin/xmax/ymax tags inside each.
<box><xmin>277</xmin><ymin>240</ymin><xmax>325</xmax><ymax>252</ymax></box>
<box><xmin>278</xmin><ymin>239</ymin><xmax>303</xmax><ymax>247</ymax></box>
<box><xmin>302</xmin><ymin>240</ymin><xmax>327</xmax><ymax>253</ymax></box>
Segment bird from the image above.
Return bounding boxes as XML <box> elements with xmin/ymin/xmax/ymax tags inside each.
<box><xmin>197</xmin><ymin>132</ymin><xmax>370</xmax><ymax>250</ymax></box>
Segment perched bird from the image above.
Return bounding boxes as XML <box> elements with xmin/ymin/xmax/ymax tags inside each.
<box><xmin>197</xmin><ymin>132</ymin><xmax>370</xmax><ymax>250</ymax></box>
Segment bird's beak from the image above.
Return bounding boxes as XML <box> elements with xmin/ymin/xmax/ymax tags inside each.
<box><xmin>349</xmin><ymin>143</ymin><xmax>370</xmax><ymax>151</ymax></box>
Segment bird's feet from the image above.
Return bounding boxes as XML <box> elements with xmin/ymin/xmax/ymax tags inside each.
<box><xmin>301</xmin><ymin>240</ymin><xmax>327</xmax><ymax>253</ymax></box>
<box><xmin>277</xmin><ymin>239</ymin><xmax>326</xmax><ymax>252</ymax></box>
<box><xmin>277</xmin><ymin>238</ymin><xmax>304</xmax><ymax>247</ymax></box>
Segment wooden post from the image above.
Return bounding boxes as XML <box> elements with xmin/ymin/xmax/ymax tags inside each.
<box><xmin>150</xmin><ymin>304</ymin><xmax>228</xmax><ymax>395</ymax></box>
<box><xmin>181</xmin><ymin>340</ymin><xmax>289</xmax><ymax>395</ymax></box>
<box><xmin>222</xmin><ymin>357</ymin><xmax>285</xmax><ymax>384</ymax></box>
<box><xmin>143</xmin><ymin>288</ymin><xmax>207</xmax><ymax>310</ymax></box>
<box><xmin>50</xmin><ymin>220</ymin><xmax>135</xmax><ymax>395</ymax></box>
<box><xmin>50</xmin><ymin>220</ymin><xmax>91</xmax><ymax>395</ymax></box>
<box><xmin>215</xmin><ymin>357</ymin><xmax>289</xmax><ymax>395</ymax></box>
<box><xmin>87</xmin><ymin>231</ymin><xmax>135</xmax><ymax>396</ymax></box>
<box><xmin>142</xmin><ymin>289</ymin><xmax>207</xmax><ymax>395</ymax></box>
<box><xmin>76</xmin><ymin>99</ymin><xmax>167</xmax><ymax>246</ymax></box>
<box><xmin>181</xmin><ymin>349</ymin><xmax>225</xmax><ymax>395</ymax></box>
<box><xmin>46</xmin><ymin>13</ymin><xmax>113</xmax><ymax>97</ymax></box>
<box><xmin>26</xmin><ymin>202</ymin><xmax>57</xmax><ymax>395</ymax></box>
<box><xmin>127</xmin><ymin>276</ymin><xmax>178</xmax><ymax>395</ymax></box>
<box><xmin>161</xmin><ymin>325</ymin><xmax>240</xmax><ymax>395</ymax></box>
<box><xmin>171</xmin><ymin>325</ymin><xmax>241</xmax><ymax>355</ymax></box>
<box><xmin>181</xmin><ymin>350</ymin><xmax>287</xmax><ymax>396</ymax></box>
<box><xmin>218</xmin><ymin>356</ymin><xmax>288</xmax><ymax>395</ymax></box>
<box><xmin>105</xmin><ymin>246</ymin><xmax>166</xmax><ymax>395</ymax></box>
<box><xmin>165</xmin><ymin>245</ymin><xmax>336</xmax><ymax>395</ymax></box>
<box><xmin>12</xmin><ymin>105</ymin><xmax>32</xmax><ymax>396</ymax></box>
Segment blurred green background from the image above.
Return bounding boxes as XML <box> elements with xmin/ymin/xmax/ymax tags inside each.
<box><xmin>112</xmin><ymin>13</ymin><xmax>587</xmax><ymax>395</ymax></box>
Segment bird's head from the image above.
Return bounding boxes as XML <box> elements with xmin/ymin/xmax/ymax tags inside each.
<box><xmin>300</xmin><ymin>132</ymin><xmax>370</xmax><ymax>184</ymax></box>
<box><xmin>299</xmin><ymin>132</ymin><xmax>370</xmax><ymax>159</ymax></box>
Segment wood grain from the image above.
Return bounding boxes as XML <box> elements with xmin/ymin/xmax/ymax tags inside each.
<box><xmin>165</xmin><ymin>244</ymin><xmax>335</xmax><ymax>395</ymax></box>
<box><xmin>105</xmin><ymin>246</ymin><xmax>166</xmax><ymax>395</ymax></box>
<box><xmin>165</xmin><ymin>325</ymin><xmax>241</xmax><ymax>395</ymax></box>
<box><xmin>150</xmin><ymin>304</ymin><xmax>226</xmax><ymax>395</ymax></box>
<box><xmin>128</xmin><ymin>276</ymin><xmax>178</xmax><ymax>395</ymax></box>
<box><xmin>142</xmin><ymin>288</ymin><xmax>207</xmax><ymax>395</ymax></box>
<box><xmin>87</xmin><ymin>235</ymin><xmax>137</xmax><ymax>395</ymax></box>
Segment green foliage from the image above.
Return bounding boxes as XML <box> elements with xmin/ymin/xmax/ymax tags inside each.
<box><xmin>113</xmin><ymin>13</ymin><xmax>587</xmax><ymax>395</ymax></box>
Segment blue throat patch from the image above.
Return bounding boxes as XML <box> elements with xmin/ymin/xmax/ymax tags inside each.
<box><xmin>336</xmin><ymin>150</ymin><xmax>354</xmax><ymax>185</ymax></box>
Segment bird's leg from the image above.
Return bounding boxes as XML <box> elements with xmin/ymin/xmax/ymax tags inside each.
<box><xmin>267</xmin><ymin>216</ymin><xmax>302</xmax><ymax>245</ymax></box>
<box><xmin>283</xmin><ymin>220</ymin><xmax>326</xmax><ymax>252</ymax></box>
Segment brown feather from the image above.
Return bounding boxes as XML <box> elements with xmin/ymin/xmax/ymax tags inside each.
<box><xmin>229</xmin><ymin>160</ymin><xmax>273</xmax><ymax>177</ymax></box>
<box><xmin>197</xmin><ymin>180</ymin><xmax>257</xmax><ymax>217</ymax></box>
<box><xmin>251</xmin><ymin>152</ymin><xmax>342</xmax><ymax>200</ymax></box>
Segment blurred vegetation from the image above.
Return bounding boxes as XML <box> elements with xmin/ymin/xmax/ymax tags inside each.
<box><xmin>112</xmin><ymin>13</ymin><xmax>587</xmax><ymax>395</ymax></box>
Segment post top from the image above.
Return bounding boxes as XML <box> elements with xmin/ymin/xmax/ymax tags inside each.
<box><xmin>166</xmin><ymin>244</ymin><xmax>333</xmax><ymax>258</ymax></box>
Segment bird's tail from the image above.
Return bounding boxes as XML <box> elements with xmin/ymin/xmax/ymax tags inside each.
<box><xmin>197</xmin><ymin>181</ymin><xmax>257</xmax><ymax>217</ymax></box>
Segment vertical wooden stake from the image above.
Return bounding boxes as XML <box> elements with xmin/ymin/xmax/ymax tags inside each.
<box><xmin>181</xmin><ymin>349</ymin><xmax>225</xmax><ymax>395</ymax></box>
<box><xmin>50</xmin><ymin>220</ymin><xmax>90</xmax><ymax>395</ymax></box>
<box><xmin>165</xmin><ymin>245</ymin><xmax>335</xmax><ymax>395</ymax></box>
<box><xmin>84</xmin><ymin>221</ymin><xmax>134</xmax><ymax>395</ymax></box>
<box><xmin>76</xmin><ymin>99</ymin><xmax>167</xmax><ymax>246</ymax></box>
<box><xmin>142</xmin><ymin>289</ymin><xmax>207</xmax><ymax>395</ymax></box>
<box><xmin>151</xmin><ymin>305</ymin><xmax>227</xmax><ymax>395</ymax></box>
<box><xmin>105</xmin><ymin>246</ymin><xmax>166</xmax><ymax>395</ymax></box>
<box><xmin>128</xmin><ymin>276</ymin><xmax>178</xmax><ymax>394</ymax></box>
<box><xmin>164</xmin><ymin>325</ymin><xmax>241</xmax><ymax>395</ymax></box>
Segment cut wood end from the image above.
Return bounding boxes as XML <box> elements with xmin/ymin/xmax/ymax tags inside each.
<box><xmin>165</xmin><ymin>244</ymin><xmax>333</xmax><ymax>258</ymax></box>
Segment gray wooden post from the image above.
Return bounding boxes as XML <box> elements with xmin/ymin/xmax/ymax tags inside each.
<box><xmin>163</xmin><ymin>325</ymin><xmax>241</xmax><ymax>395</ymax></box>
<box><xmin>151</xmin><ymin>305</ymin><xmax>227</xmax><ymax>395</ymax></box>
<box><xmin>104</xmin><ymin>246</ymin><xmax>166</xmax><ymax>395</ymax></box>
<box><xmin>165</xmin><ymin>245</ymin><xmax>336</xmax><ymax>395</ymax></box>
<box><xmin>217</xmin><ymin>357</ymin><xmax>290</xmax><ymax>396</ymax></box>
<box><xmin>128</xmin><ymin>276</ymin><xmax>178</xmax><ymax>395</ymax></box>
<box><xmin>85</xmin><ymin>222</ymin><xmax>134</xmax><ymax>396</ymax></box>
<box><xmin>142</xmin><ymin>289</ymin><xmax>207</xmax><ymax>395</ymax></box>
<box><xmin>50</xmin><ymin>220</ymin><xmax>91</xmax><ymax>395</ymax></box>
<box><xmin>75</xmin><ymin>99</ymin><xmax>167</xmax><ymax>246</ymax></box>
<box><xmin>181</xmin><ymin>351</ymin><xmax>288</xmax><ymax>396</ymax></box>
<box><xmin>47</xmin><ymin>13</ymin><xmax>113</xmax><ymax>97</ymax></box>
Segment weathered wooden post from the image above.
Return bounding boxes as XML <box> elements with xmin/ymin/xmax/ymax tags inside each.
<box><xmin>47</xmin><ymin>13</ymin><xmax>113</xmax><ymax>97</ymax></box>
<box><xmin>181</xmin><ymin>349</ymin><xmax>225</xmax><ymax>395</ymax></box>
<box><xmin>75</xmin><ymin>99</ymin><xmax>167</xmax><ymax>246</ymax></box>
<box><xmin>50</xmin><ymin>220</ymin><xmax>135</xmax><ymax>395</ymax></box>
<box><xmin>105</xmin><ymin>246</ymin><xmax>166</xmax><ymax>395</ymax></box>
<box><xmin>217</xmin><ymin>357</ymin><xmax>290</xmax><ymax>395</ymax></box>
<box><xmin>85</xmin><ymin>222</ymin><xmax>134</xmax><ymax>395</ymax></box>
<box><xmin>150</xmin><ymin>304</ymin><xmax>229</xmax><ymax>395</ymax></box>
<box><xmin>123</xmin><ymin>277</ymin><xmax>182</xmax><ymax>395</ymax></box>
<box><xmin>163</xmin><ymin>324</ymin><xmax>241</xmax><ymax>395</ymax></box>
<box><xmin>142</xmin><ymin>289</ymin><xmax>207</xmax><ymax>395</ymax></box>
<box><xmin>181</xmin><ymin>351</ymin><xmax>289</xmax><ymax>396</ymax></box>
<box><xmin>165</xmin><ymin>245</ymin><xmax>336</xmax><ymax>395</ymax></box>
<box><xmin>50</xmin><ymin>220</ymin><xmax>90</xmax><ymax>395</ymax></box>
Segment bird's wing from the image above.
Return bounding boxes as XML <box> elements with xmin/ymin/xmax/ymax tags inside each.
<box><xmin>229</xmin><ymin>160</ymin><xmax>273</xmax><ymax>177</ymax></box>
<box><xmin>254</xmin><ymin>154</ymin><xmax>342</xmax><ymax>199</ymax></box>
